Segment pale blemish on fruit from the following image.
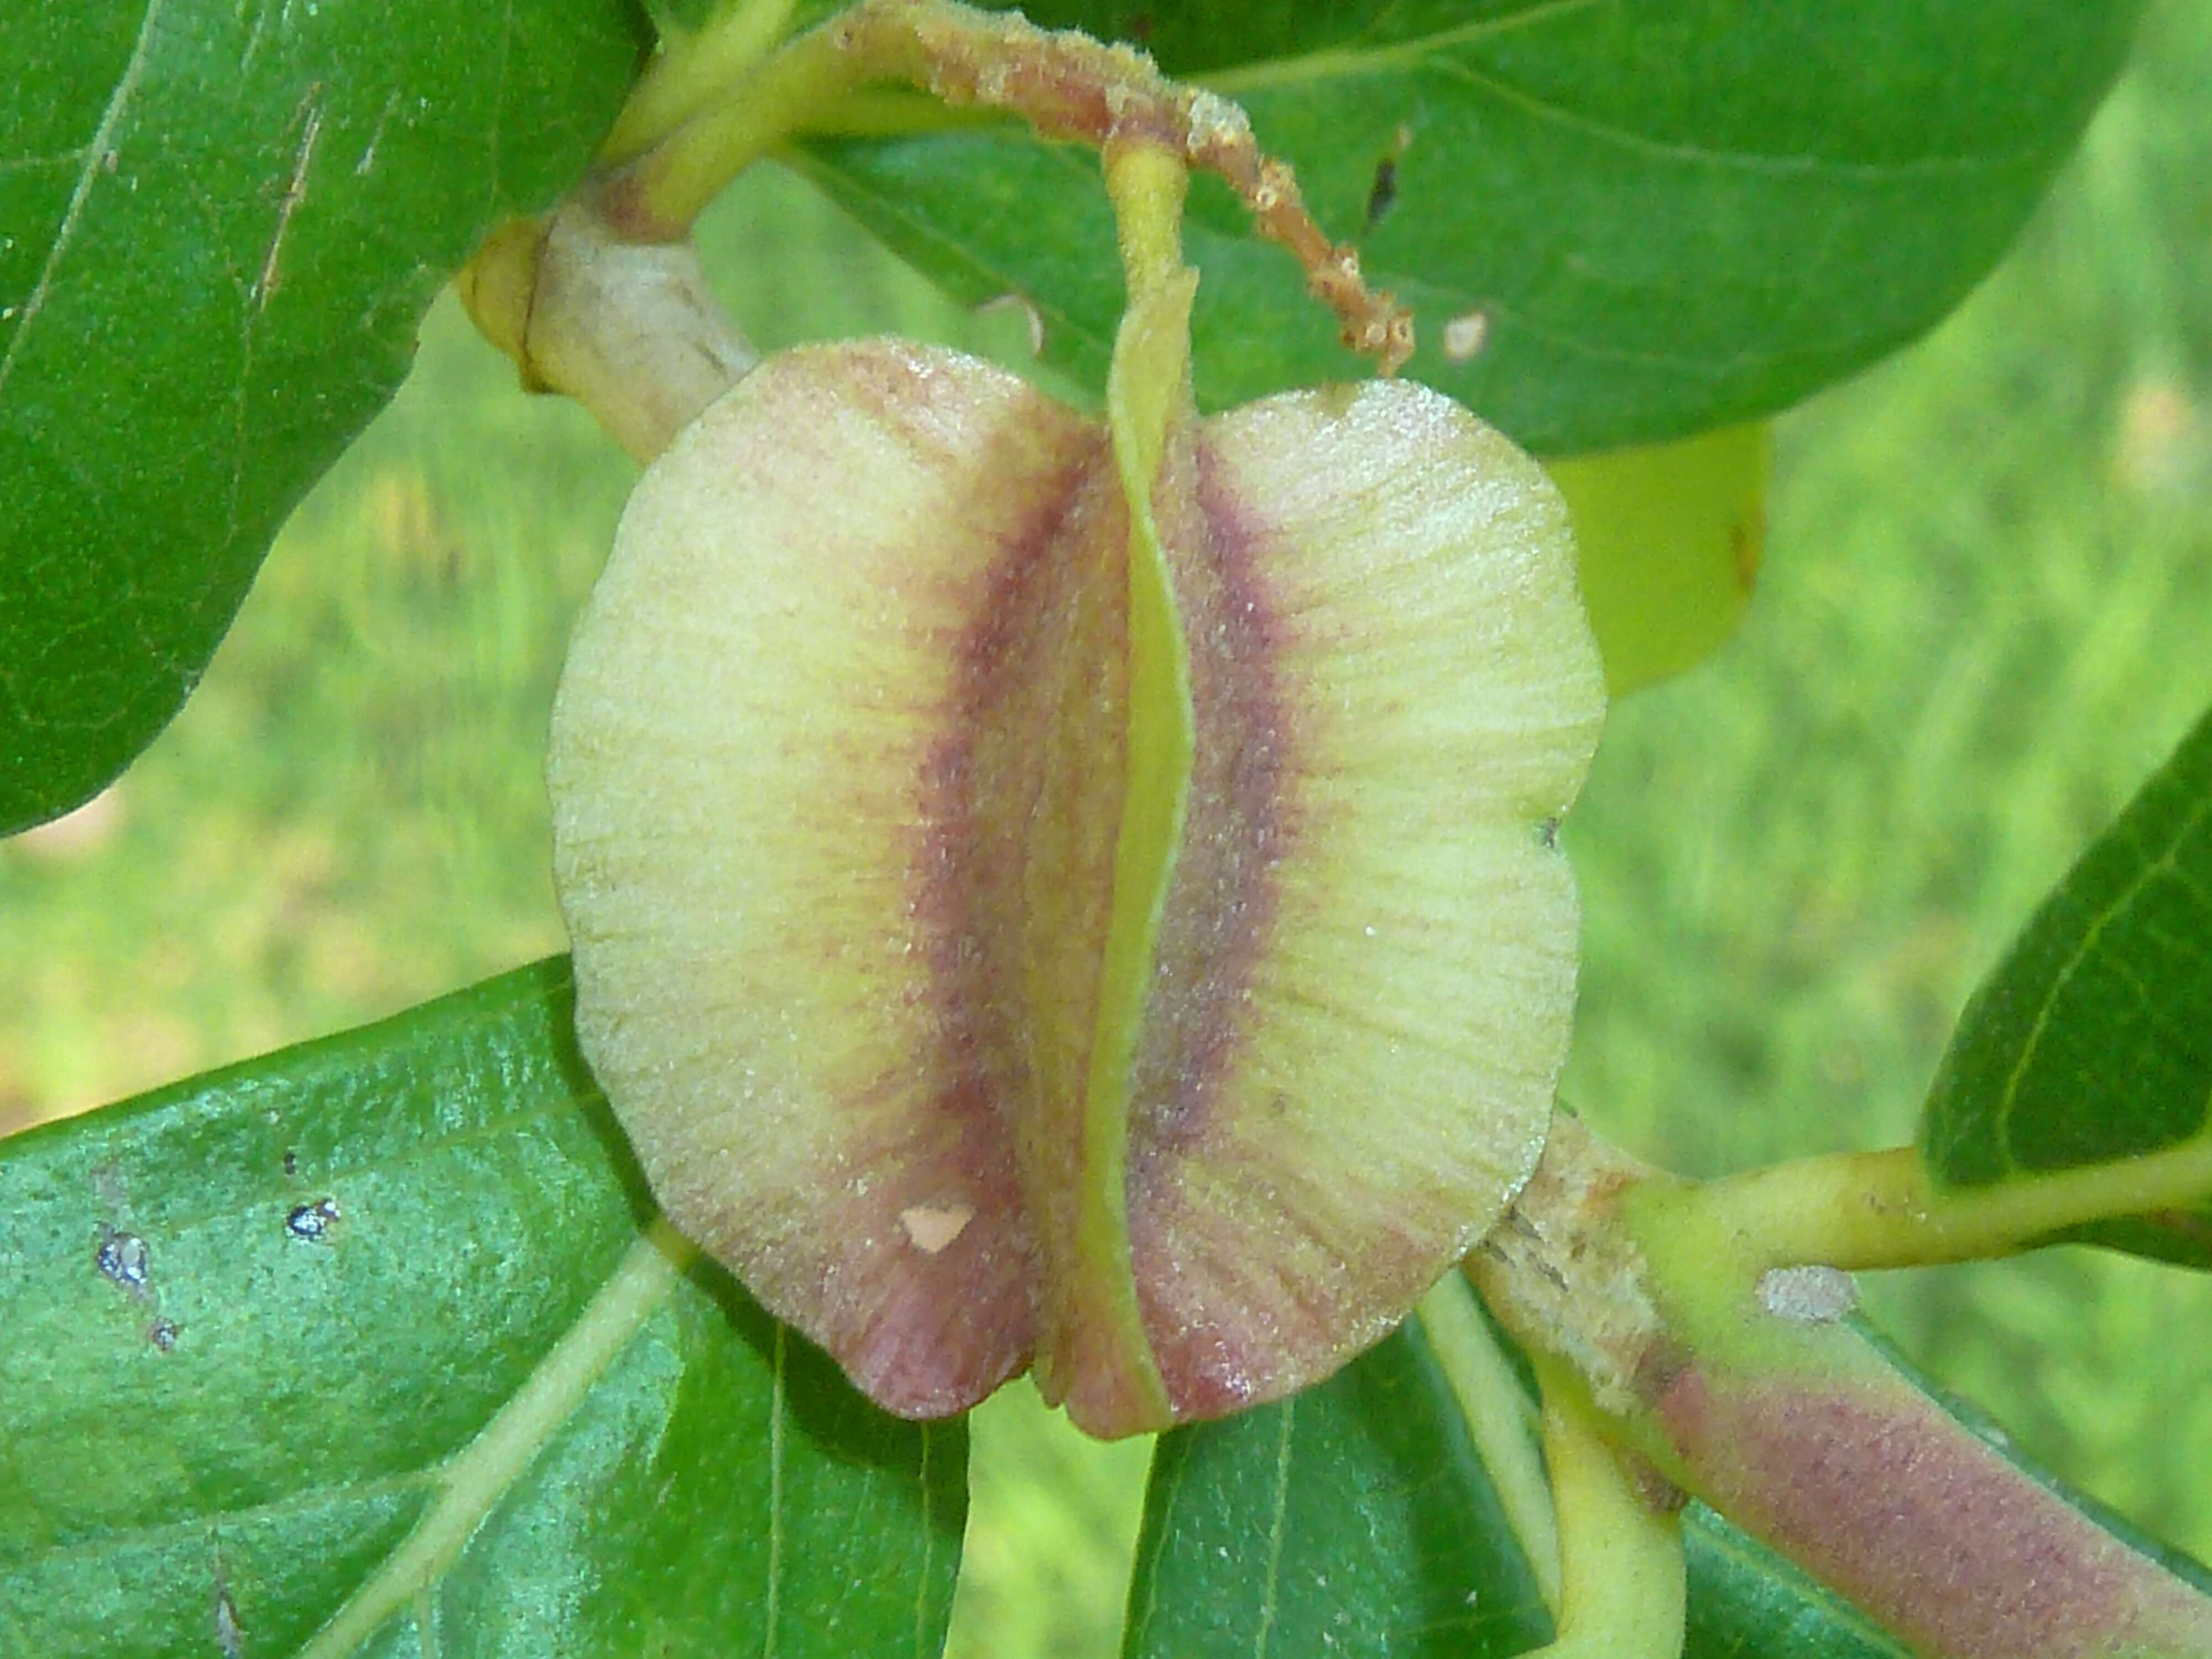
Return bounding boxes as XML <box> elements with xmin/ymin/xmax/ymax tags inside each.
<box><xmin>900</xmin><ymin>1203</ymin><xmax>975</xmax><ymax>1254</ymax></box>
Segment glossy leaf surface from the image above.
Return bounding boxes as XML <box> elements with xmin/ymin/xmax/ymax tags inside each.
<box><xmin>0</xmin><ymin>960</ymin><xmax>964</xmax><ymax>1658</ymax></box>
<box><xmin>1124</xmin><ymin>1307</ymin><xmax>2128</xmax><ymax>1659</ymax></box>
<box><xmin>1921</xmin><ymin>702</ymin><xmax>2212</xmax><ymax>1267</ymax></box>
<box><xmin>0</xmin><ymin>0</ymin><xmax>643</xmax><ymax>833</ymax></box>
<box><xmin>796</xmin><ymin>0</ymin><xmax>2141</xmax><ymax>451</ymax></box>
<box><xmin>1120</xmin><ymin>1313</ymin><xmax>1553</xmax><ymax>1659</ymax></box>
<box><xmin>1681</xmin><ymin>1510</ymin><xmax>1910</xmax><ymax>1659</ymax></box>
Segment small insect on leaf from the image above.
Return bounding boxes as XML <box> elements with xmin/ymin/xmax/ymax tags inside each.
<box><xmin>285</xmin><ymin>1198</ymin><xmax>341</xmax><ymax>1241</ymax></box>
<box><xmin>96</xmin><ymin>1229</ymin><xmax>150</xmax><ymax>1297</ymax></box>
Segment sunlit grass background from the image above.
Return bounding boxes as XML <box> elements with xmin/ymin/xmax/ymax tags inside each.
<box><xmin>6</xmin><ymin>1</ymin><xmax>2212</xmax><ymax>1650</ymax></box>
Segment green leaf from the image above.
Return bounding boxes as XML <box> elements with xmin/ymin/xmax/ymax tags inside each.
<box><xmin>1547</xmin><ymin>422</ymin><xmax>1768</xmax><ymax>697</ymax></box>
<box><xmin>1120</xmin><ymin>1313</ymin><xmax>1554</xmax><ymax>1659</ymax></box>
<box><xmin>1920</xmin><ymin>701</ymin><xmax>2212</xmax><ymax>1267</ymax></box>
<box><xmin>1123</xmin><ymin>1304</ymin><xmax>1936</xmax><ymax>1659</ymax></box>
<box><xmin>0</xmin><ymin>0</ymin><xmax>646</xmax><ymax>834</ymax></box>
<box><xmin>1681</xmin><ymin>1510</ymin><xmax>1910</xmax><ymax>1659</ymax></box>
<box><xmin>795</xmin><ymin>0</ymin><xmax>2141</xmax><ymax>451</ymax></box>
<box><xmin>0</xmin><ymin>959</ymin><xmax>964</xmax><ymax>1658</ymax></box>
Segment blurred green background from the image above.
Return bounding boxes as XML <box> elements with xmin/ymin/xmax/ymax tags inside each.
<box><xmin>4</xmin><ymin>1</ymin><xmax>2211</xmax><ymax>1651</ymax></box>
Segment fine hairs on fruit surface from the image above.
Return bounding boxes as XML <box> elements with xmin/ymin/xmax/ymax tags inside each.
<box><xmin>546</xmin><ymin>321</ymin><xmax>1604</xmax><ymax>1437</ymax></box>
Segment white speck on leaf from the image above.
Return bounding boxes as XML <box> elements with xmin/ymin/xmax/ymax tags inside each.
<box><xmin>1443</xmin><ymin>310</ymin><xmax>1490</xmax><ymax>363</ymax></box>
<box><xmin>215</xmin><ymin>1580</ymin><xmax>243</xmax><ymax>1658</ymax></box>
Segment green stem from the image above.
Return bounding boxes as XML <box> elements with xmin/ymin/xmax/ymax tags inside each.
<box><xmin>1639</xmin><ymin>1135</ymin><xmax>2212</xmax><ymax>1276</ymax></box>
<box><xmin>589</xmin><ymin>0</ymin><xmax>1412</xmax><ymax>367</ymax></box>
<box><xmin>1415</xmin><ymin>1276</ymin><xmax>1563</xmax><ymax>1615</ymax></box>
<box><xmin>602</xmin><ymin>19</ymin><xmax>868</xmax><ymax>238</ymax></box>
<box><xmin>601</xmin><ymin>0</ymin><xmax>802</xmax><ymax>166</ymax></box>
<box><xmin>1527</xmin><ymin>1358</ymin><xmax>1686</xmax><ymax>1659</ymax></box>
<box><xmin>1471</xmin><ymin>1119</ymin><xmax>2212</xmax><ymax>1659</ymax></box>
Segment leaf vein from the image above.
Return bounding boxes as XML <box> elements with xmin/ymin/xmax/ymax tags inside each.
<box><xmin>912</xmin><ymin>1422</ymin><xmax>935</xmax><ymax>1658</ymax></box>
<box><xmin>0</xmin><ymin>0</ymin><xmax>167</xmax><ymax>401</ymax></box>
<box><xmin>1251</xmin><ymin>1397</ymin><xmax>1297</xmax><ymax>1659</ymax></box>
<box><xmin>1125</xmin><ymin>1432</ymin><xmax>1192</xmax><ymax>1649</ymax></box>
<box><xmin>8</xmin><ymin>1468</ymin><xmax>436</xmax><ymax>1568</ymax></box>
<box><xmin>1415</xmin><ymin>54</ymin><xmax>2043</xmax><ymax>181</ymax></box>
<box><xmin>1212</xmin><ymin>0</ymin><xmax>1609</xmax><ymax>95</ymax></box>
<box><xmin>1994</xmin><ymin>789</ymin><xmax>2212</xmax><ymax>1171</ymax></box>
<box><xmin>764</xmin><ymin>1321</ymin><xmax>788</xmax><ymax>1659</ymax></box>
<box><xmin>0</xmin><ymin>148</ymin><xmax>91</xmax><ymax>178</ymax></box>
<box><xmin>238</xmin><ymin>0</ymin><xmax>277</xmax><ymax>78</ymax></box>
<box><xmin>294</xmin><ymin>1222</ymin><xmax>693</xmax><ymax>1659</ymax></box>
<box><xmin>485</xmin><ymin>0</ymin><xmax>515</xmax><ymax>213</ymax></box>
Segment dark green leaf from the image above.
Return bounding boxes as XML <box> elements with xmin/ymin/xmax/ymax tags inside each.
<box><xmin>1121</xmin><ymin>1303</ymin><xmax>2001</xmax><ymax>1658</ymax></box>
<box><xmin>1681</xmin><ymin>1510</ymin><xmax>1909</xmax><ymax>1659</ymax></box>
<box><xmin>0</xmin><ymin>0</ymin><xmax>646</xmax><ymax>834</ymax></box>
<box><xmin>796</xmin><ymin>0</ymin><xmax>2140</xmax><ymax>451</ymax></box>
<box><xmin>0</xmin><ymin>959</ymin><xmax>965</xmax><ymax>1658</ymax></box>
<box><xmin>1920</xmin><ymin>702</ymin><xmax>2212</xmax><ymax>1267</ymax></box>
<box><xmin>1120</xmin><ymin>1313</ymin><xmax>1553</xmax><ymax>1659</ymax></box>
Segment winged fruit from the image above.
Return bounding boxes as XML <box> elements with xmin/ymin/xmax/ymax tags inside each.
<box><xmin>547</xmin><ymin>270</ymin><xmax>1603</xmax><ymax>1436</ymax></box>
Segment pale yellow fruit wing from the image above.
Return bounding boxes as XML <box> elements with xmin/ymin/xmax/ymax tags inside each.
<box><xmin>550</xmin><ymin>338</ymin><xmax>1604</xmax><ymax>1434</ymax></box>
<box><xmin>549</xmin><ymin>339</ymin><xmax>1124</xmax><ymax>1417</ymax></box>
<box><xmin>1113</xmin><ymin>380</ymin><xmax>1606</xmax><ymax>1426</ymax></box>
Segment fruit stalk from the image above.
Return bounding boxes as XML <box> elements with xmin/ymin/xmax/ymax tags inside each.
<box><xmin>458</xmin><ymin>201</ymin><xmax>757</xmax><ymax>463</ymax></box>
<box><xmin>591</xmin><ymin>0</ymin><xmax>1412</xmax><ymax>370</ymax></box>
<box><xmin>461</xmin><ymin>0</ymin><xmax>1420</xmax><ymax>463</ymax></box>
<box><xmin>1469</xmin><ymin>1117</ymin><xmax>2212</xmax><ymax>1659</ymax></box>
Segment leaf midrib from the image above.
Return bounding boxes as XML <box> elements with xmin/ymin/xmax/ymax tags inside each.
<box><xmin>1202</xmin><ymin>4</ymin><xmax>2057</xmax><ymax>179</ymax></box>
<box><xmin>1990</xmin><ymin>786</ymin><xmax>2212</xmax><ymax>1176</ymax></box>
<box><xmin>295</xmin><ymin>1220</ymin><xmax>696</xmax><ymax>1658</ymax></box>
<box><xmin>0</xmin><ymin>0</ymin><xmax>166</xmax><ymax>403</ymax></box>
